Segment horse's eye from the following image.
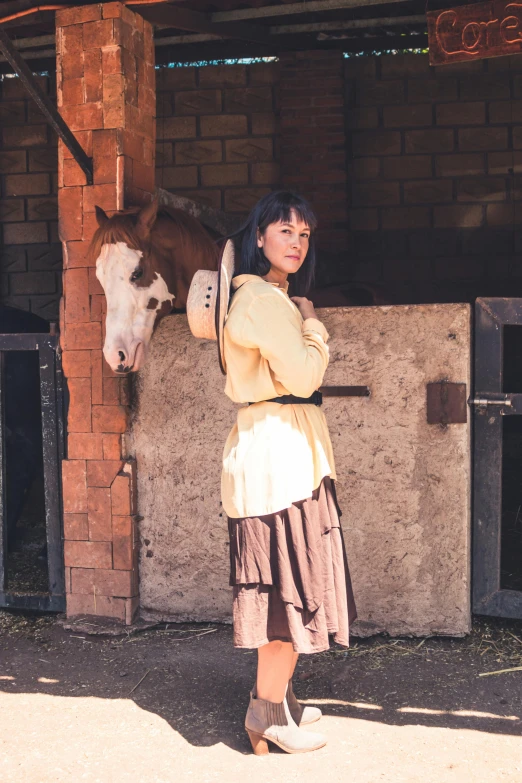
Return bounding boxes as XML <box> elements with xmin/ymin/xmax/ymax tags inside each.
<box><xmin>130</xmin><ymin>268</ymin><xmax>143</xmax><ymax>282</ymax></box>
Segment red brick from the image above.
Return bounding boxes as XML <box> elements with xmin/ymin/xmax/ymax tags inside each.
<box><xmin>64</xmin><ymin>267</ymin><xmax>90</xmax><ymax>323</ymax></box>
<box><xmin>437</xmin><ymin>102</ymin><xmax>485</xmax><ymax>126</ymax></box>
<box><xmin>83</xmin><ymin>210</ymin><xmax>101</xmax><ymax>242</ymax></box>
<box><xmin>200</xmin><ymin>115</ymin><xmax>247</xmax><ymax>138</ymax></box>
<box><xmin>487</xmin><ymin>203</ymin><xmax>522</xmax><ymax>225</ymax></box>
<box><xmin>3</xmin><ymin>222</ymin><xmax>48</xmax><ymax>244</ymax></box>
<box><xmin>87</xmin><ymin>460</ymin><xmax>123</xmax><ymax>487</ymax></box>
<box><xmin>156</xmin><ymin>165</ymin><xmax>198</xmax><ymax>189</ymax></box>
<box><xmin>64</xmin><ymin>513</ymin><xmax>89</xmax><ymax>540</ymax></box>
<box><xmin>64</xmin><ymin>322</ymin><xmax>102</xmax><ymax>350</ymax></box>
<box><xmin>252</xmin><ymin>162</ymin><xmax>280</xmax><ymax>185</ymax></box>
<box><xmin>83</xmin><ymin>19</ymin><xmax>116</xmax><ymax>50</ymax></box>
<box><xmin>251</xmin><ymin>113</ymin><xmax>276</xmax><ymax>135</ymax></box>
<box><xmin>65</xmin><ymin>593</ymin><xmax>126</xmax><ymax>622</ymax></box>
<box><xmin>92</xmin><ymin>405</ymin><xmax>128</xmax><ymax>433</ymax></box>
<box><xmin>92</xmin><ymin>129</ymin><xmax>119</xmax><ymax>158</ymax></box>
<box><xmin>58</xmin><ymin>186</ymin><xmax>83</xmax><ymax>241</ymax></box>
<box><xmin>103</xmin><ymin>434</ymin><xmax>122</xmax><ymax>460</ymax></box>
<box><xmin>4</xmin><ymin>173</ymin><xmax>50</xmax><ymax>196</ymax></box>
<box><xmin>83</xmin><ymin>50</ymin><xmax>103</xmax><ymax>103</ymax></box>
<box><xmin>112</xmin><ymin>535</ymin><xmax>135</xmax><ymax>570</ymax></box>
<box><xmin>347</xmin><ymin>108</ymin><xmax>379</xmax><ymax>130</ymax></box>
<box><xmin>435</xmin><ymin>153</ymin><xmax>485</xmax><ymax>178</ymax></box>
<box><xmin>352</xmin><ymin>182</ymin><xmax>400</xmax><ymax>207</ymax></box>
<box><xmin>349</xmin><ymin>209</ymin><xmax>379</xmax><ymax>231</ymax></box>
<box><xmin>60</xmin><ymin>103</ymin><xmax>103</xmax><ymax>132</ymax></box>
<box><xmin>355</xmin><ymin>79</ymin><xmax>404</xmax><ymax>107</ymax></box>
<box><xmin>62</xmin><ymin>77</ymin><xmax>84</xmax><ymax>106</ymax></box>
<box><xmin>71</xmin><ymin>567</ymin><xmax>134</xmax><ymax>597</ymax></box>
<box><xmin>461</xmin><ymin>75</ymin><xmax>510</xmax><ymax>101</ymax></box>
<box><xmin>351</xmin><ymin>158</ymin><xmax>380</xmax><ymax>180</ymax></box>
<box><xmin>101</xmin><ymin>46</ymin><xmax>123</xmax><ymax>76</ymax></box>
<box><xmin>352</xmin><ymin>131</ymin><xmax>401</xmax><ymax>157</ymax></box>
<box><xmin>0</xmin><ymin>199</ymin><xmax>24</xmax><ymax>222</ymax></box>
<box><xmin>102</xmin><ymin>377</ymin><xmax>120</xmax><ymax>406</ymax></box>
<box><xmin>111</xmin><ymin>474</ymin><xmax>131</xmax><ymax>516</ymax></box>
<box><xmin>382</xmin><ymin>207</ymin><xmax>431</xmax><ymax>230</ymax></box>
<box><xmin>112</xmin><ymin>515</ymin><xmax>132</xmax><ymax>536</ymax></box>
<box><xmin>63</xmin><ymin>158</ymin><xmax>87</xmax><ymax>187</ymax></box>
<box><xmin>0</xmin><ymin>151</ymin><xmax>27</xmax><ymax>174</ymax></box>
<box><xmin>459</xmin><ymin>128</ymin><xmax>508</xmax><ymax>152</ymax></box>
<box><xmin>62</xmin><ymin>350</ymin><xmax>92</xmax><ymax>378</ymax></box>
<box><xmin>434</xmin><ymin>205</ymin><xmax>484</xmax><ymax>228</ymax></box>
<box><xmin>67</xmin><ymin>377</ymin><xmax>92</xmax><ymax>432</ymax></box>
<box><xmin>61</xmin><ymin>131</ymin><xmax>93</xmax><ymax>159</ymax></box>
<box><xmin>83</xmin><ymin>183</ymin><xmax>118</xmax><ymax>213</ymax></box>
<box><xmin>225</xmin><ymin>138</ymin><xmax>273</xmax><ymax>163</ymax></box>
<box><xmin>404</xmin><ymin>180</ymin><xmax>453</xmax><ymax>204</ymax></box>
<box><xmin>87</xmin><ymin>486</ymin><xmax>112</xmax><ymax>541</ymax></box>
<box><xmin>488</xmin><ymin>151</ymin><xmax>522</xmax><ymax>174</ymax></box>
<box><xmin>94</xmin><ymin>156</ymin><xmax>117</xmax><ymax>184</ymax></box>
<box><xmin>91</xmin><ymin>349</ymin><xmax>103</xmax><ymax>405</ymax></box>
<box><xmin>405</xmin><ymin>130</ymin><xmax>454</xmax><ymax>154</ymax></box>
<box><xmin>383</xmin><ymin>104</ymin><xmax>432</xmax><ymax>128</ymax></box>
<box><xmin>57</xmin><ymin>5</ymin><xmax>102</xmax><ymax>26</ymax></box>
<box><xmin>64</xmin><ymin>240</ymin><xmax>93</xmax><ymax>268</ymax></box>
<box><xmin>157</xmin><ymin>116</ymin><xmax>196</xmax><ymax>140</ymax></box>
<box><xmin>457</xmin><ymin>176</ymin><xmax>506</xmax><ymax>202</ymax></box>
<box><xmin>60</xmin><ymin>49</ymin><xmax>84</xmax><ymax>81</ymax></box>
<box><xmin>68</xmin><ymin>433</ymin><xmax>104</xmax><ymax>460</ymax></box>
<box><xmin>88</xmin><ymin>267</ymin><xmax>104</xmax><ymax>295</ymax></box>
<box><xmin>381</xmin><ymin>53</ymin><xmax>430</xmax><ymax>79</ymax></box>
<box><xmin>62</xmin><ymin>459</ymin><xmax>87</xmax><ymax>513</ymax></box>
<box><xmin>200</xmin><ymin>164</ymin><xmax>248</xmax><ymax>187</ymax></box>
<box><xmin>381</xmin><ymin>155</ymin><xmax>432</xmax><ymax>180</ymax></box>
<box><xmin>489</xmin><ymin>101</ymin><xmax>522</xmax><ymax>124</ymax></box>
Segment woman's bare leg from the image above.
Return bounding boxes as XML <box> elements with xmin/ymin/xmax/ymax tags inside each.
<box><xmin>256</xmin><ymin>640</ymin><xmax>295</xmax><ymax>703</ymax></box>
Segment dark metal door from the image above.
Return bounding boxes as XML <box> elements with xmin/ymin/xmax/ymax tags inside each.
<box><xmin>472</xmin><ymin>298</ymin><xmax>522</xmax><ymax>619</ymax></box>
<box><xmin>0</xmin><ymin>330</ymin><xmax>65</xmax><ymax>612</ymax></box>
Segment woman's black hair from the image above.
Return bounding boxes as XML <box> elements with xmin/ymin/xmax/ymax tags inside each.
<box><xmin>230</xmin><ymin>190</ymin><xmax>318</xmax><ymax>297</ymax></box>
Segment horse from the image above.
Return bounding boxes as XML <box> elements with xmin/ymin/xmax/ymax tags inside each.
<box><xmin>90</xmin><ymin>197</ymin><xmax>219</xmax><ymax>374</ymax></box>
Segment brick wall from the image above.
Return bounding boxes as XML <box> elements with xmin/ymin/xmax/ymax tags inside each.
<box><xmin>0</xmin><ymin>74</ymin><xmax>61</xmax><ymax>320</ymax></box>
<box><xmin>346</xmin><ymin>53</ymin><xmax>522</xmax><ymax>303</ymax></box>
<box><xmin>57</xmin><ymin>1</ymin><xmax>155</xmax><ymax>624</ymax></box>
<box><xmin>155</xmin><ymin>61</ymin><xmax>279</xmax><ymax>216</ymax></box>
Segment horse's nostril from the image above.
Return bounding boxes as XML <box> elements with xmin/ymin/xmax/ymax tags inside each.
<box><xmin>118</xmin><ymin>351</ymin><xmax>125</xmax><ymax>362</ymax></box>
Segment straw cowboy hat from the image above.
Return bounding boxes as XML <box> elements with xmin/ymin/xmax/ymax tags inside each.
<box><xmin>186</xmin><ymin>239</ymin><xmax>235</xmax><ymax>376</ymax></box>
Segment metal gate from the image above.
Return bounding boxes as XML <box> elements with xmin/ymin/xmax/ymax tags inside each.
<box><xmin>473</xmin><ymin>298</ymin><xmax>522</xmax><ymax>620</ymax></box>
<box><xmin>0</xmin><ymin>328</ymin><xmax>65</xmax><ymax>612</ymax></box>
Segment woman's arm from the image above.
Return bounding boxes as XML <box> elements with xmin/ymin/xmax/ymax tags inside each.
<box><xmin>240</xmin><ymin>292</ymin><xmax>330</xmax><ymax>398</ymax></box>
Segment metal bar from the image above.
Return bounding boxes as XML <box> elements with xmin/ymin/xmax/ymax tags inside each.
<box><xmin>0</xmin><ymin>30</ymin><xmax>93</xmax><ymax>185</ymax></box>
<box><xmin>320</xmin><ymin>385</ymin><xmax>371</xmax><ymax>397</ymax></box>
<box><xmin>141</xmin><ymin>4</ymin><xmax>274</xmax><ymax>47</ymax></box>
<box><xmin>0</xmin><ymin>592</ymin><xmax>65</xmax><ymax>612</ymax></box>
<box><xmin>0</xmin><ymin>352</ymin><xmax>6</xmax><ymax>593</ymax></box>
<box><xmin>0</xmin><ymin>333</ymin><xmax>57</xmax><ymax>351</ymax></box>
<box><xmin>211</xmin><ymin>0</ymin><xmax>410</xmax><ymax>22</ymax></box>
<box><xmin>38</xmin><ymin>341</ymin><xmax>65</xmax><ymax>601</ymax></box>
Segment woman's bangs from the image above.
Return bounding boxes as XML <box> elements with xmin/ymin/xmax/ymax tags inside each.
<box><xmin>261</xmin><ymin>194</ymin><xmax>317</xmax><ymax>233</ymax></box>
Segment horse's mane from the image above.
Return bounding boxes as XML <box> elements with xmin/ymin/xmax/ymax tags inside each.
<box><xmin>88</xmin><ymin>206</ymin><xmax>217</xmax><ymax>266</ymax></box>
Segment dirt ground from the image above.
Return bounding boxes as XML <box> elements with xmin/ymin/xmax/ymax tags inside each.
<box><xmin>0</xmin><ymin>612</ymin><xmax>521</xmax><ymax>783</ymax></box>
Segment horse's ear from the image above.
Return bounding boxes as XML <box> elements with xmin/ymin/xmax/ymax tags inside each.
<box><xmin>95</xmin><ymin>205</ymin><xmax>109</xmax><ymax>228</ymax></box>
<box><xmin>136</xmin><ymin>196</ymin><xmax>159</xmax><ymax>239</ymax></box>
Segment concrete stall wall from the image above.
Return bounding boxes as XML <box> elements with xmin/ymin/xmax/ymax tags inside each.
<box><xmin>0</xmin><ymin>74</ymin><xmax>61</xmax><ymax>321</ymax></box>
<box><xmin>130</xmin><ymin>304</ymin><xmax>471</xmax><ymax>637</ymax></box>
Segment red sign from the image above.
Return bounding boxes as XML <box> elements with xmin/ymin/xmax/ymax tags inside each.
<box><xmin>427</xmin><ymin>0</ymin><xmax>522</xmax><ymax>65</ymax></box>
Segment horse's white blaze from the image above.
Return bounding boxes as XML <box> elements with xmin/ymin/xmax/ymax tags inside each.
<box><xmin>96</xmin><ymin>242</ymin><xmax>175</xmax><ymax>372</ymax></box>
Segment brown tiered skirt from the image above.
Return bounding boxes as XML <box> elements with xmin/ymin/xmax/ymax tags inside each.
<box><xmin>228</xmin><ymin>476</ymin><xmax>357</xmax><ymax>654</ymax></box>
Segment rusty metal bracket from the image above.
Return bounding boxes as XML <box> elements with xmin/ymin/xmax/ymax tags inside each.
<box><xmin>0</xmin><ymin>29</ymin><xmax>93</xmax><ymax>185</ymax></box>
<box><xmin>320</xmin><ymin>386</ymin><xmax>371</xmax><ymax>397</ymax></box>
<box><xmin>427</xmin><ymin>381</ymin><xmax>467</xmax><ymax>425</ymax></box>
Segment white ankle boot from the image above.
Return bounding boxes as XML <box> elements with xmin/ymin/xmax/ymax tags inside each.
<box><xmin>245</xmin><ymin>691</ymin><xmax>327</xmax><ymax>755</ymax></box>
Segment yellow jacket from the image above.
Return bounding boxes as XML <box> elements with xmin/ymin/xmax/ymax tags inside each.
<box><xmin>221</xmin><ymin>273</ymin><xmax>336</xmax><ymax>518</ymax></box>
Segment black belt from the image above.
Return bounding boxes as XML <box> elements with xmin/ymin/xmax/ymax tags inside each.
<box><xmin>247</xmin><ymin>390</ymin><xmax>323</xmax><ymax>406</ymax></box>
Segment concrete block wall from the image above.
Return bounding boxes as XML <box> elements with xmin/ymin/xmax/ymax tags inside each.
<box><xmin>56</xmin><ymin>1</ymin><xmax>155</xmax><ymax>624</ymax></box>
<box><xmin>345</xmin><ymin>53</ymin><xmax>522</xmax><ymax>303</ymax></box>
<box><xmin>0</xmin><ymin>74</ymin><xmax>61</xmax><ymax>320</ymax></box>
<box><xmin>155</xmin><ymin>62</ymin><xmax>279</xmax><ymax>216</ymax></box>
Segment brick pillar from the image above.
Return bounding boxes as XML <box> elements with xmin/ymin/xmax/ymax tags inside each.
<box><xmin>278</xmin><ymin>51</ymin><xmax>348</xmax><ymax>252</ymax></box>
<box><xmin>56</xmin><ymin>2</ymin><xmax>155</xmax><ymax>624</ymax></box>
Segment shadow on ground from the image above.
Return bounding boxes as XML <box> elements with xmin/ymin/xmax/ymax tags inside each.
<box><xmin>0</xmin><ymin>612</ymin><xmax>521</xmax><ymax>755</ymax></box>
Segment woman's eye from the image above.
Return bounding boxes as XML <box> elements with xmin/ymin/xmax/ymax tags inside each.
<box><xmin>130</xmin><ymin>268</ymin><xmax>143</xmax><ymax>282</ymax></box>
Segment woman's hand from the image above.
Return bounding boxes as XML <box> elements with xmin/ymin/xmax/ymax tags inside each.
<box><xmin>290</xmin><ymin>296</ymin><xmax>317</xmax><ymax>321</ymax></box>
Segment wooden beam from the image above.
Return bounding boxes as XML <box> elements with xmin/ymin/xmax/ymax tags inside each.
<box><xmin>211</xmin><ymin>0</ymin><xmax>411</xmax><ymax>22</ymax></box>
<box><xmin>0</xmin><ymin>29</ymin><xmax>93</xmax><ymax>184</ymax></box>
<box><xmin>137</xmin><ymin>3</ymin><xmax>274</xmax><ymax>47</ymax></box>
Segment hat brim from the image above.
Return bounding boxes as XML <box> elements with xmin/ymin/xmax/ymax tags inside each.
<box><xmin>215</xmin><ymin>239</ymin><xmax>235</xmax><ymax>375</ymax></box>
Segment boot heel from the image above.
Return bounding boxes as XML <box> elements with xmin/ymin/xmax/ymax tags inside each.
<box><xmin>247</xmin><ymin>730</ymin><xmax>269</xmax><ymax>756</ymax></box>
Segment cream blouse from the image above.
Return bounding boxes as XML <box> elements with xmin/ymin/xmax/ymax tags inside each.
<box><xmin>221</xmin><ymin>273</ymin><xmax>337</xmax><ymax>519</ymax></box>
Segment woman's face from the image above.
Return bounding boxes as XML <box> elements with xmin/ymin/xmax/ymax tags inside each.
<box><xmin>257</xmin><ymin>211</ymin><xmax>311</xmax><ymax>276</ymax></box>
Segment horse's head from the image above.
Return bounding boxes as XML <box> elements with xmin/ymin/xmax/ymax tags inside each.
<box><xmin>91</xmin><ymin>198</ymin><xmax>177</xmax><ymax>374</ymax></box>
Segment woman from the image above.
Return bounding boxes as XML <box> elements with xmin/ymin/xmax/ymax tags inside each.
<box><xmin>221</xmin><ymin>191</ymin><xmax>357</xmax><ymax>755</ymax></box>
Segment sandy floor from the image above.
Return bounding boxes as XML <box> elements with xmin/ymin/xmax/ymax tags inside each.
<box><xmin>0</xmin><ymin>612</ymin><xmax>521</xmax><ymax>783</ymax></box>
